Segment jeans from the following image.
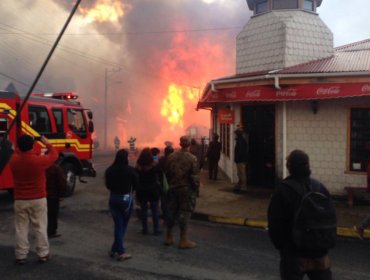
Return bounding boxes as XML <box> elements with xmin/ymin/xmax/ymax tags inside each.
<box><xmin>109</xmin><ymin>194</ymin><xmax>133</xmax><ymax>255</ymax></box>
<box><xmin>140</xmin><ymin>200</ymin><xmax>160</xmax><ymax>233</ymax></box>
<box><xmin>235</xmin><ymin>162</ymin><xmax>247</xmax><ymax>189</ymax></box>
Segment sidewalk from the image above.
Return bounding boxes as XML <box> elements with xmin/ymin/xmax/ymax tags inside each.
<box><xmin>194</xmin><ymin>169</ymin><xmax>370</xmax><ymax>239</ymax></box>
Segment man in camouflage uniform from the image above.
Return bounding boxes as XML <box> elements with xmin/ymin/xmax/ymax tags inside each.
<box><xmin>164</xmin><ymin>136</ymin><xmax>200</xmax><ymax>249</ymax></box>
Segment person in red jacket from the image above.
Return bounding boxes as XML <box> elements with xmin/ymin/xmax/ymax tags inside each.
<box><xmin>9</xmin><ymin>135</ymin><xmax>58</xmax><ymax>265</ymax></box>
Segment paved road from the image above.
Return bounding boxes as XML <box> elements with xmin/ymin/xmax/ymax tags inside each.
<box><xmin>0</xmin><ymin>153</ymin><xmax>369</xmax><ymax>279</ymax></box>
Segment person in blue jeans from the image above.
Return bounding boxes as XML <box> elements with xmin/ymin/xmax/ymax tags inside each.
<box><xmin>105</xmin><ymin>149</ymin><xmax>138</xmax><ymax>261</ymax></box>
<box><xmin>136</xmin><ymin>148</ymin><xmax>162</xmax><ymax>235</ymax></box>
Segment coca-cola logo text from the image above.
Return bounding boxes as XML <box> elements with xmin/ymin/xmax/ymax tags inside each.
<box><xmin>361</xmin><ymin>84</ymin><xmax>370</xmax><ymax>93</ymax></box>
<box><xmin>245</xmin><ymin>90</ymin><xmax>261</xmax><ymax>98</ymax></box>
<box><xmin>225</xmin><ymin>91</ymin><xmax>237</xmax><ymax>99</ymax></box>
<box><xmin>276</xmin><ymin>88</ymin><xmax>297</xmax><ymax>97</ymax></box>
<box><xmin>316</xmin><ymin>87</ymin><xmax>340</xmax><ymax>95</ymax></box>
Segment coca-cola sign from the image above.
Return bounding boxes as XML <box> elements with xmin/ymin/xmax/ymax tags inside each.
<box><xmin>276</xmin><ymin>88</ymin><xmax>298</xmax><ymax>97</ymax></box>
<box><xmin>361</xmin><ymin>84</ymin><xmax>370</xmax><ymax>93</ymax></box>
<box><xmin>245</xmin><ymin>90</ymin><xmax>261</xmax><ymax>98</ymax></box>
<box><xmin>316</xmin><ymin>87</ymin><xmax>340</xmax><ymax>95</ymax></box>
<box><xmin>225</xmin><ymin>91</ymin><xmax>237</xmax><ymax>99</ymax></box>
<box><xmin>200</xmin><ymin>82</ymin><xmax>370</xmax><ymax>104</ymax></box>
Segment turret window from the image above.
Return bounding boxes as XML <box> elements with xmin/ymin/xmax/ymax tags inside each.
<box><xmin>256</xmin><ymin>0</ymin><xmax>268</xmax><ymax>14</ymax></box>
<box><xmin>304</xmin><ymin>0</ymin><xmax>314</xmax><ymax>11</ymax></box>
<box><xmin>273</xmin><ymin>0</ymin><xmax>298</xmax><ymax>9</ymax></box>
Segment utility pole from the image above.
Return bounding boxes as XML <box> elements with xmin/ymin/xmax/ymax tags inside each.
<box><xmin>103</xmin><ymin>67</ymin><xmax>121</xmax><ymax>150</ymax></box>
<box><xmin>104</xmin><ymin>68</ymin><xmax>108</xmax><ymax>150</ymax></box>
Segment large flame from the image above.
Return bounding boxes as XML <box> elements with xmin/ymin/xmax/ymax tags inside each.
<box><xmin>79</xmin><ymin>0</ymin><xmax>131</xmax><ymax>23</ymax></box>
<box><xmin>160</xmin><ymin>83</ymin><xmax>185</xmax><ymax>129</ymax></box>
<box><xmin>160</xmin><ymin>84</ymin><xmax>200</xmax><ymax>129</ymax></box>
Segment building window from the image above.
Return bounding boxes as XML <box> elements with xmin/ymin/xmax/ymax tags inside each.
<box><xmin>256</xmin><ymin>0</ymin><xmax>269</xmax><ymax>14</ymax></box>
<box><xmin>273</xmin><ymin>0</ymin><xmax>298</xmax><ymax>10</ymax></box>
<box><xmin>220</xmin><ymin>123</ymin><xmax>230</xmax><ymax>157</ymax></box>
<box><xmin>304</xmin><ymin>0</ymin><xmax>314</xmax><ymax>11</ymax></box>
<box><xmin>349</xmin><ymin>108</ymin><xmax>370</xmax><ymax>172</ymax></box>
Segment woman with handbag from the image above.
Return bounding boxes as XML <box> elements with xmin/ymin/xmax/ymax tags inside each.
<box><xmin>105</xmin><ymin>149</ymin><xmax>138</xmax><ymax>261</ymax></box>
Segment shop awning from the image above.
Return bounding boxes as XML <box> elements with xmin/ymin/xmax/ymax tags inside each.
<box><xmin>199</xmin><ymin>82</ymin><xmax>370</xmax><ymax>105</ymax></box>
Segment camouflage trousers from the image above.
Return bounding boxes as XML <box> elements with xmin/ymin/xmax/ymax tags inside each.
<box><xmin>166</xmin><ymin>186</ymin><xmax>197</xmax><ymax>231</ymax></box>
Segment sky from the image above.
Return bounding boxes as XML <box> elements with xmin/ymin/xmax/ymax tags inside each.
<box><xmin>0</xmin><ymin>0</ymin><xmax>369</xmax><ymax>149</ymax></box>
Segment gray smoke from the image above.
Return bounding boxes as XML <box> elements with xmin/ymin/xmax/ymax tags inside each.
<box><xmin>0</xmin><ymin>0</ymin><xmax>250</xmax><ymax>149</ymax></box>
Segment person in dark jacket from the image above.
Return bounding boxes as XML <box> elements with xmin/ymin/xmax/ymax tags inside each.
<box><xmin>206</xmin><ymin>133</ymin><xmax>222</xmax><ymax>180</ymax></box>
<box><xmin>158</xmin><ymin>145</ymin><xmax>174</xmax><ymax>222</ymax></box>
<box><xmin>267</xmin><ymin>150</ymin><xmax>333</xmax><ymax>280</ymax></box>
<box><xmin>46</xmin><ymin>163</ymin><xmax>67</xmax><ymax>238</ymax></box>
<box><xmin>233</xmin><ymin>126</ymin><xmax>249</xmax><ymax>193</ymax></box>
<box><xmin>136</xmin><ymin>148</ymin><xmax>162</xmax><ymax>235</ymax></box>
<box><xmin>105</xmin><ymin>149</ymin><xmax>138</xmax><ymax>261</ymax></box>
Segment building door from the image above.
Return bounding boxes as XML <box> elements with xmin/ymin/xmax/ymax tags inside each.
<box><xmin>242</xmin><ymin>105</ymin><xmax>275</xmax><ymax>188</ymax></box>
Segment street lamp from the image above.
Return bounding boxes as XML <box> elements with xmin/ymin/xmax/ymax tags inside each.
<box><xmin>104</xmin><ymin>67</ymin><xmax>121</xmax><ymax>150</ymax></box>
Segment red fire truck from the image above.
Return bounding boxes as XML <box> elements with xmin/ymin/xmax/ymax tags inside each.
<box><xmin>0</xmin><ymin>91</ymin><xmax>96</xmax><ymax>196</ymax></box>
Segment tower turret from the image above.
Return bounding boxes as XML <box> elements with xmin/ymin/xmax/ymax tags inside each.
<box><xmin>237</xmin><ymin>0</ymin><xmax>333</xmax><ymax>74</ymax></box>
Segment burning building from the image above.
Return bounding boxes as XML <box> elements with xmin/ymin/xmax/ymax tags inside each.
<box><xmin>198</xmin><ymin>0</ymin><xmax>370</xmax><ymax>195</ymax></box>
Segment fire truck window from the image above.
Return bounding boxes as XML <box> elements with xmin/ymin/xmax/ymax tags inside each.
<box><xmin>67</xmin><ymin>109</ymin><xmax>86</xmax><ymax>135</ymax></box>
<box><xmin>0</xmin><ymin>118</ymin><xmax>7</xmax><ymax>139</ymax></box>
<box><xmin>52</xmin><ymin>108</ymin><xmax>64</xmax><ymax>133</ymax></box>
<box><xmin>28</xmin><ymin>106</ymin><xmax>52</xmax><ymax>135</ymax></box>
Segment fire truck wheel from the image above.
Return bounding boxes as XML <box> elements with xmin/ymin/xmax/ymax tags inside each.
<box><xmin>62</xmin><ymin>162</ymin><xmax>77</xmax><ymax>197</ymax></box>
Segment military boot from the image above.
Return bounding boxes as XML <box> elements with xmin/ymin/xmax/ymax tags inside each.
<box><xmin>178</xmin><ymin>229</ymin><xmax>197</xmax><ymax>249</ymax></box>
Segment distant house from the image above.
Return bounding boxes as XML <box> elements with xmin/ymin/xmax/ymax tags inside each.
<box><xmin>197</xmin><ymin>0</ymin><xmax>370</xmax><ymax>194</ymax></box>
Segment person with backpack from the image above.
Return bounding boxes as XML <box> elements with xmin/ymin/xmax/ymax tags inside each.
<box><xmin>267</xmin><ymin>149</ymin><xmax>336</xmax><ymax>280</ymax></box>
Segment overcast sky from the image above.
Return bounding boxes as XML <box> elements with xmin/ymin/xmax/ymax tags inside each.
<box><xmin>0</xmin><ymin>0</ymin><xmax>369</xmax><ymax>147</ymax></box>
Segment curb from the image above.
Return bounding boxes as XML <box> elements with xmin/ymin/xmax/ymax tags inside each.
<box><xmin>192</xmin><ymin>212</ymin><xmax>369</xmax><ymax>240</ymax></box>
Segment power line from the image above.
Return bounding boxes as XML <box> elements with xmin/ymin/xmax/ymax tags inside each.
<box><xmin>0</xmin><ymin>26</ymin><xmax>242</xmax><ymax>36</ymax></box>
<box><xmin>0</xmin><ymin>23</ymin><xmax>209</xmax><ymax>89</ymax></box>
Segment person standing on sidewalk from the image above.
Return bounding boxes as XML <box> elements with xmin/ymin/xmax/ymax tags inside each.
<box><xmin>164</xmin><ymin>136</ymin><xmax>200</xmax><ymax>249</ymax></box>
<box><xmin>105</xmin><ymin>149</ymin><xmax>138</xmax><ymax>261</ymax></box>
<box><xmin>9</xmin><ymin>135</ymin><xmax>58</xmax><ymax>264</ymax></box>
<box><xmin>268</xmin><ymin>150</ymin><xmax>335</xmax><ymax>280</ymax></box>
<box><xmin>233</xmin><ymin>125</ymin><xmax>249</xmax><ymax>193</ymax></box>
<box><xmin>353</xmin><ymin>153</ymin><xmax>370</xmax><ymax>239</ymax></box>
<box><xmin>206</xmin><ymin>133</ymin><xmax>222</xmax><ymax>180</ymax></box>
<box><xmin>46</xmin><ymin>162</ymin><xmax>67</xmax><ymax>238</ymax></box>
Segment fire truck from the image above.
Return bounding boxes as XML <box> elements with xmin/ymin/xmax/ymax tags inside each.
<box><xmin>0</xmin><ymin>91</ymin><xmax>96</xmax><ymax>196</ymax></box>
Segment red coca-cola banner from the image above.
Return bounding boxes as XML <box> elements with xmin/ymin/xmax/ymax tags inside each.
<box><xmin>201</xmin><ymin>82</ymin><xmax>370</xmax><ymax>103</ymax></box>
<box><xmin>218</xmin><ymin>109</ymin><xmax>235</xmax><ymax>124</ymax></box>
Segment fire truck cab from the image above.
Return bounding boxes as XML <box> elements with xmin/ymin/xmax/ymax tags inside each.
<box><xmin>0</xmin><ymin>91</ymin><xmax>96</xmax><ymax>196</ymax></box>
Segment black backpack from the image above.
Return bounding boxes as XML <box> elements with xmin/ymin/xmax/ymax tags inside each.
<box><xmin>283</xmin><ymin>178</ymin><xmax>337</xmax><ymax>251</ymax></box>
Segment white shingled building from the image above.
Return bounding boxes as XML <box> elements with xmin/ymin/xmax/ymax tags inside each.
<box><xmin>198</xmin><ymin>0</ymin><xmax>370</xmax><ymax>195</ymax></box>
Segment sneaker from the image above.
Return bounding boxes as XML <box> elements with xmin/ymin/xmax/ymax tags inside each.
<box><xmin>109</xmin><ymin>251</ymin><xmax>118</xmax><ymax>258</ymax></box>
<box><xmin>38</xmin><ymin>254</ymin><xmax>51</xmax><ymax>264</ymax></box>
<box><xmin>117</xmin><ymin>253</ymin><xmax>132</xmax><ymax>261</ymax></box>
<box><xmin>353</xmin><ymin>225</ymin><xmax>364</xmax><ymax>240</ymax></box>
<box><xmin>15</xmin><ymin>258</ymin><xmax>27</xmax><ymax>265</ymax></box>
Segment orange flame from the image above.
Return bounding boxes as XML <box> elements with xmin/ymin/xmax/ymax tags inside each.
<box><xmin>79</xmin><ymin>0</ymin><xmax>131</xmax><ymax>23</ymax></box>
<box><xmin>160</xmin><ymin>83</ymin><xmax>185</xmax><ymax>129</ymax></box>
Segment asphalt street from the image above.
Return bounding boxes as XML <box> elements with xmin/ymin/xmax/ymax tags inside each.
<box><xmin>0</xmin><ymin>153</ymin><xmax>369</xmax><ymax>280</ymax></box>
